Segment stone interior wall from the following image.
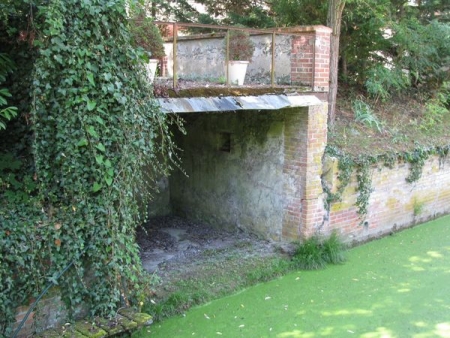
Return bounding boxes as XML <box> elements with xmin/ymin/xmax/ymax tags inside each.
<box><xmin>324</xmin><ymin>154</ymin><xmax>450</xmax><ymax>244</ymax></box>
<box><xmin>169</xmin><ymin>109</ymin><xmax>305</xmax><ymax>240</ymax></box>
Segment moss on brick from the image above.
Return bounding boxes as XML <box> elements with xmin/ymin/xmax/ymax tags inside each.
<box><xmin>94</xmin><ymin>317</ymin><xmax>124</xmax><ymax>336</ymax></box>
<box><xmin>118</xmin><ymin>309</ymin><xmax>153</xmax><ymax>326</ymax></box>
<box><xmin>74</xmin><ymin>321</ymin><xmax>107</xmax><ymax>338</ymax></box>
<box><xmin>116</xmin><ymin>314</ymin><xmax>138</xmax><ymax>331</ymax></box>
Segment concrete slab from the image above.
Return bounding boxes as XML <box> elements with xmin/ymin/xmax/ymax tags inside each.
<box><xmin>156</xmin><ymin>94</ymin><xmax>321</xmax><ymax>113</ymax></box>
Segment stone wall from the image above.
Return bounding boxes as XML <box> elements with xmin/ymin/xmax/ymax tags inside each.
<box><xmin>170</xmin><ymin>109</ymin><xmax>290</xmax><ymax>240</ymax></box>
<box><xmin>323</xmin><ymin>155</ymin><xmax>450</xmax><ymax>244</ymax></box>
<box><xmin>164</xmin><ymin>34</ymin><xmax>291</xmax><ymax>84</ymax></box>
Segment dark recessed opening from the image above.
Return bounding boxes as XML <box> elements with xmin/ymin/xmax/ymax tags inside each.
<box><xmin>218</xmin><ymin>132</ymin><xmax>231</xmax><ymax>152</ymax></box>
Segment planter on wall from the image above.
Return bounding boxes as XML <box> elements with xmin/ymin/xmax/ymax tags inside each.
<box><xmin>146</xmin><ymin>59</ymin><xmax>159</xmax><ymax>82</ymax></box>
<box><xmin>227</xmin><ymin>60</ymin><xmax>249</xmax><ymax>86</ymax></box>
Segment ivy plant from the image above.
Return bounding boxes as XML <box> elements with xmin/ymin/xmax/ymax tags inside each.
<box><xmin>1</xmin><ymin>0</ymin><xmax>183</xmax><ymax>335</ymax></box>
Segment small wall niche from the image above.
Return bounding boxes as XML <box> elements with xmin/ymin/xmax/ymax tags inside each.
<box><xmin>218</xmin><ymin>132</ymin><xmax>231</xmax><ymax>152</ymax></box>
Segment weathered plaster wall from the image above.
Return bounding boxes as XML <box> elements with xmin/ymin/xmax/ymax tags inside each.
<box><xmin>170</xmin><ymin>109</ymin><xmax>295</xmax><ymax>240</ymax></box>
<box><xmin>168</xmin><ymin>103</ymin><xmax>329</xmax><ymax>241</ymax></box>
<box><xmin>323</xmin><ymin>154</ymin><xmax>450</xmax><ymax>243</ymax></box>
<box><xmin>164</xmin><ymin>34</ymin><xmax>292</xmax><ymax>84</ymax></box>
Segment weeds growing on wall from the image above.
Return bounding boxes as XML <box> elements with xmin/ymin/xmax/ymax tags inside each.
<box><xmin>0</xmin><ymin>0</ymin><xmax>183</xmax><ymax>335</ymax></box>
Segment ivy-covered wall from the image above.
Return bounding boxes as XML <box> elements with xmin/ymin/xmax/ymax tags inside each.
<box><xmin>323</xmin><ymin>154</ymin><xmax>450</xmax><ymax>243</ymax></box>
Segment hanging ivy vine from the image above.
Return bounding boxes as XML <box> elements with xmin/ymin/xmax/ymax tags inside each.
<box><xmin>1</xmin><ymin>0</ymin><xmax>183</xmax><ymax>335</ymax></box>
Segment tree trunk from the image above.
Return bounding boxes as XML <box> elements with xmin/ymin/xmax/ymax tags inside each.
<box><xmin>327</xmin><ymin>0</ymin><xmax>345</xmax><ymax>128</ymax></box>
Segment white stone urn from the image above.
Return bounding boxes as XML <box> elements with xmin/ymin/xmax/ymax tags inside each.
<box><xmin>227</xmin><ymin>60</ymin><xmax>249</xmax><ymax>86</ymax></box>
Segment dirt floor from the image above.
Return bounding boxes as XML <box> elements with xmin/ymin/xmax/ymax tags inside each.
<box><xmin>136</xmin><ymin>215</ymin><xmax>290</xmax><ymax>283</ymax></box>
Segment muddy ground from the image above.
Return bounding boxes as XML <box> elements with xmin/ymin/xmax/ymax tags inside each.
<box><xmin>136</xmin><ymin>216</ymin><xmax>293</xmax><ymax>285</ymax></box>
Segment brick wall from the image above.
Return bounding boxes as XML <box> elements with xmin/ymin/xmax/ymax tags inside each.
<box><xmin>324</xmin><ymin>154</ymin><xmax>450</xmax><ymax>244</ymax></box>
<box><xmin>11</xmin><ymin>285</ymin><xmax>86</xmax><ymax>337</ymax></box>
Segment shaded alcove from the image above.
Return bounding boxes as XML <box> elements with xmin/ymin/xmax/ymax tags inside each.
<box><xmin>146</xmin><ymin>95</ymin><xmax>328</xmax><ymax>242</ymax></box>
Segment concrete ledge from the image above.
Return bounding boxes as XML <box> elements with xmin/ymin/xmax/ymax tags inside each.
<box><xmin>157</xmin><ymin>94</ymin><xmax>322</xmax><ymax>113</ymax></box>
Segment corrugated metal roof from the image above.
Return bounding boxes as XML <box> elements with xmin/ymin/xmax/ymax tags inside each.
<box><xmin>156</xmin><ymin>94</ymin><xmax>322</xmax><ymax>113</ymax></box>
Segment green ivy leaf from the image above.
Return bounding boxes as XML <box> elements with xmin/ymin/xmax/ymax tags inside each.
<box><xmin>104</xmin><ymin>176</ymin><xmax>113</xmax><ymax>186</ymax></box>
<box><xmin>96</xmin><ymin>143</ymin><xmax>106</xmax><ymax>152</ymax></box>
<box><xmin>87</xmin><ymin>100</ymin><xmax>97</xmax><ymax>111</ymax></box>
<box><xmin>87</xmin><ymin>125</ymin><xmax>98</xmax><ymax>138</ymax></box>
<box><xmin>95</xmin><ymin>155</ymin><xmax>104</xmax><ymax>165</ymax></box>
<box><xmin>94</xmin><ymin>116</ymin><xmax>105</xmax><ymax>125</ymax></box>
<box><xmin>77</xmin><ymin>138</ymin><xmax>89</xmax><ymax>147</ymax></box>
<box><xmin>92</xmin><ymin>182</ymin><xmax>102</xmax><ymax>192</ymax></box>
<box><xmin>87</xmin><ymin>72</ymin><xmax>95</xmax><ymax>86</ymax></box>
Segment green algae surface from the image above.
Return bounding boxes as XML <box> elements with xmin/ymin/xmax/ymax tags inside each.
<box><xmin>137</xmin><ymin>216</ymin><xmax>450</xmax><ymax>337</ymax></box>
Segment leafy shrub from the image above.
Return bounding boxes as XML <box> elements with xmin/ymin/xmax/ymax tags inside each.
<box><xmin>421</xmin><ymin>99</ymin><xmax>449</xmax><ymax>132</ymax></box>
<box><xmin>0</xmin><ymin>53</ymin><xmax>17</xmax><ymax>130</ymax></box>
<box><xmin>420</xmin><ymin>82</ymin><xmax>450</xmax><ymax>132</ymax></box>
<box><xmin>292</xmin><ymin>232</ymin><xmax>347</xmax><ymax>270</ymax></box>
<box><xmin>223</xmin><ymin>26</ymin><xmax>255</xmax><ymax>61</ymax></box>
<box><xmin>392</xmin><ymin>19</ymin><xmax>450</xmax><ymax>91</ymax></box>
<box><xmin>365</xmin><ymin>65</ymin><xmax>410</xmax><ymax>102</ymax></box>
<box><xmin>129</xmin><ymin>12</ymin><xmax>166</xmax><ymax>59</ymax></box>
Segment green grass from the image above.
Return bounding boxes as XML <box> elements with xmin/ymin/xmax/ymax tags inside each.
<box><xmin>292</xmin><ymin>232</ymin><xmax>347</xmax><ymax>270</ymax></box>
<box><xmin>134</xmin><ymin>215</ymin><xmax>450</xmax><ymax>337</ymax></box>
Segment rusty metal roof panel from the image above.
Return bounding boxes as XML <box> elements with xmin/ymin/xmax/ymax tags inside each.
<box><xmin>156</xmin><ymin>95</ymin><xmax>321</xmax><ymax>114</ymax></box>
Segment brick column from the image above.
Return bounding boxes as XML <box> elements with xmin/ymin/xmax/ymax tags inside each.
<box><xmin>290</xmin><ymin>26</ymin><xmax>331</xmax><ymax>92</ymax></box>
<box><xmin>282</xmin><ymin>103</ymin><xmax>328</xmax><ymax>240</ymax></box>
<box><xmin>282</xmin><ymin>109</ymin><xmax>308</xmax><ymax>239</ymax></box>
<box><xmin>300</xmin><ymin>103</ymin><xmax>328</xmax><ymax>238</ymax></box>
<box><xmin>291</xmin><ymin>33</ymin><xmax>314</xmax><ymax>87</ymax></box>
<box><xmin>312</xmin><ymin>27</ymin><xmax>331</xmax><ymax>92</ymax></box>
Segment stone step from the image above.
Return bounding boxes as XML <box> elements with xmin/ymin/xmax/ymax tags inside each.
<box><xmin>35</xmin><ymin>309</ymin><xmax>152</xmax><ymax>338</ymax></box>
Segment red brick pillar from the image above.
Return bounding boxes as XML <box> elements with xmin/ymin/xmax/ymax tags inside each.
<box><xmin>282</xmin><ymin>102</ymin><xmax>328</xmax><ymax>240</ymax></box>
<box><xmin>312</xmin><ymin>26</ymin><xmax>331</xmax><ymax>92</ymax></box>
<box><xmin>291</xmin><ymin>33</ymin><xmax>314</xmax><ymax>87</ymax></box>
<box><xmin>290</xmin><ymin>26</ymin><xmax>331</xmax><ymax>93</ymax></box>
<box><xmin>300</xmin><ymin>103</ymin><xmax>328</xmax><ymax>238</ymax></box>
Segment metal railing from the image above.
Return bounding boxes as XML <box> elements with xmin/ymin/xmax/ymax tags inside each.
<box><xmin>151</xmin><ymin>22</ymin><xmax>320</xmax><ymax>91</ymax></box>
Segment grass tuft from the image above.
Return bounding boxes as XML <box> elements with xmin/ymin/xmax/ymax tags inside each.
<box><xmin>322</xmin><ymin>231</ymin><xmax>347</xmax><ymax>264</ymax></box>
<box><xmin>292</xmin><ymin>232</ymin><xmax>347</xmax><ymax>270</ymax></box>
<box><xmin>292</xmin><ymin>235</ymin><xmax>327</xmax><ymax>270</ymax></box>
